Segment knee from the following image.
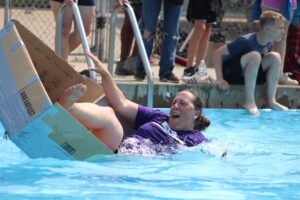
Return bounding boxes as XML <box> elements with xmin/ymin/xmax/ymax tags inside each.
<box><xmin>194</xmin><ymin>22</ymin><xmax>206</xmax><ymax>33</ymax></box>
<box><xmin>142</xmin><ymin>29</ymin><xmax>154</xmax><ymax>39</ymax></box>
<box><xmin>268</xmin><ymin>51</ymin><xmax>281</xmax><ymax>65</ymax></box>
<box><xmin>204</xmin><ymin>24</ymin><xmax>211</xmax><ymax>33</ymax></box>
<box><xmin>104</xmin><ymin>106</ymin><xmax>116</xmax><ymax>117</ymax></box>
<box><xmin>242</xmin><ymin>51</ymin><xmax>262</xmax><ymax>67</ymax></box>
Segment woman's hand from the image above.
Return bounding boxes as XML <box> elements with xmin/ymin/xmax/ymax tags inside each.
<box><xmin>84</xmin><ymin>50</ymin><xmax>106</xmax><ymax>74</ymax></box>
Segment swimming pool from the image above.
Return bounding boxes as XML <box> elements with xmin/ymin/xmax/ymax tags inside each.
<box><xmin>0</xmin><ymin>109</ymin><xmax>299</xmax><ymax>200</ymax></box>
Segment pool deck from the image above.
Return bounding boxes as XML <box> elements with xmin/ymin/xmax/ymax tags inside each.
<box><xmin>70</xmin><ymin>56</ymin><xmax>300</xmax><ymax>109</ymax></box>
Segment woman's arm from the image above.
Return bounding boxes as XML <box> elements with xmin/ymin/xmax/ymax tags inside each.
<box><xmin>85</xmin><ymin>51</ymin><xmax>138</xmax><ymax>127</ymax></box>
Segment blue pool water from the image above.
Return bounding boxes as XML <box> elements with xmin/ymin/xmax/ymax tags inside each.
<box><xmin>0</xmin><ymin>109</ymin><xmax>299</xmax><ymax>200</ymax></box>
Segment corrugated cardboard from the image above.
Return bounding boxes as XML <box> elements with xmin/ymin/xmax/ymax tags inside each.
<box><xmin>0</xmin><ymin>20</ymin><xmax>112</xmax><ymax>159</ymax></box>
<box><xmin>0</xmin><ymin>21</ymin><xmax>52</xmax><ymax>134</ymax></box>
<box><xmin>11</xmin><ymin>103</ymin><xmax>112</xmax><ymax>161</ymax></box>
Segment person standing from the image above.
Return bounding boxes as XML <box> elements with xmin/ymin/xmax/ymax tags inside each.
<box><xmin>182</xmin><ymin>0</ymin><xmax>222</xmax><ymax>83</ymax></box>
<box><xmin>114</xmin><ymin>0</ymin><xmax>143</xmax><ymax>76</ymax></box>
<box><xmin>134</xmin><ymin>0</ymin><xmax>184</xmax><ymax>83</ymax></box>
<box><xmin>50</xmin><ymin>0</ymin><xmax>95</xmax><ymax>60</ymax></box>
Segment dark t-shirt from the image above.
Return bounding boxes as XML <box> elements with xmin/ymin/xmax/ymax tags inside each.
<box><xmin>223</xmin><ymin>33</ymin><xmax>272</xmax><ymax>63</ymax></box>
<box><xmin>128</xmin><ymin>105</ymin><xmax>208</xmax><ymax>147</ymax></box>
<box><xmin>221</xmin><ymin>33</ymin><xmax>272</xmax><ymax>84</ymax></box>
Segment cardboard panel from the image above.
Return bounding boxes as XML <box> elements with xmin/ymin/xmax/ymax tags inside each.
<box><xmin>1</xmin><ymin>20</ymin><xmax>110</xmax><ymax>160</ymax></box>
<box><xmin>19</xmin><ymin>81</ymin><xmax>53</xmax><ymax>117</ymax></box>
<box><xmin>0</xmin><ymin>22</ymin><xmax>39</xmax><ymax>91</ymax></box>
<box><xmin>0</xmin><ymin>21</ymin><xmax>52</xmax><ymax>135</ymax></box>
<box><xmin>11</xmin><ymin>104</ymin><xmax>112</xmax><ymax>160</ymax></box>
<box><xmin>13</xmin><ymin>20</ymin><xmax>105</xmax><ymax>104</ymax></box>
<box><xmin>13</xmin><ymin>20</ymin><xmax>84</xmax><ymax>103</ymax></box>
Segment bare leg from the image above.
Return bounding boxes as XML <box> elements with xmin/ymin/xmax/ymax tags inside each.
<box><xmin>241</xmin><ymin>52</ymin><xmax>261</xmax><ymax>115</ymax></box>
<box><xmin>186</xmin><ymin>20</ymin><xmax>206</xmax><ymax>67</ymax></box>
<box><xmin>261</xmin><ymin>52</ymin><xmax>289</xmax><ymax>111</ymax></box>
<box><xmin>50</xmin><ymin>1</ymin><xmax>74</xmax><ymax>60</ymax></box>
<box><xmin>195</xmin><ymin>23</ymin><xmax>211</xmax><ymax>66</ymax></box>
<box><xmin>69</xmin><ymin>5</ymin><xmax>95</xmax><ymax>52</ymax></box>
<box><xmin>59</xmin><ymin>84</ymin><xmax>123</xmax><ymax>151</ymax></box>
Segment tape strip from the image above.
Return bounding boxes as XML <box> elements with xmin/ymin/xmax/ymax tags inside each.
<box><xmin>26</xmin><ymin>75</ymin><xmax>40</xmax><ymax>85</ymax></box>
<box><xmin>0</xmin><ymin>21</ymin><xmax>15</xmax><ymax>41</ymax></box>
<box><xmin>9</xmin><ymin>40</ymin><xmax>24</xmax><ymax>52</ymax></box>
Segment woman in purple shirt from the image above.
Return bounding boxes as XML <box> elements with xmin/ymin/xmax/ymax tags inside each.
<box><xmin>59</xmin><ymin>51</ymin><xmax>210</xmax><ymax>154</ymax></box>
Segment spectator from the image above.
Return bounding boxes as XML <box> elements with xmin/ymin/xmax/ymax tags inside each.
<box><xmin>252</xmin><ymin>0</ymin><xmax>299</xmax><ymax>85</ymax></box>
<box><xmin>114</xmin><ymin>0</ymin><xmax>142</xmax><ymax>76</ymax></box>
<box><xmin>213</xmin><ymin>11</ymin><xmax>288</xmax><ymax>115</ymax></box>
<box><xmin>182</xmin><ymin>0</ymin><xmax>222</xmax><ymax>83</ymax></box>
<box><xmin>134</xmin><ymin>0</ymin><xmax>184</xmax><ymax>83</ymax></box>
<box><xmin>50</xmin><ymin>0</ymin><xmax>95</xmax><ymax>60</ymax></box>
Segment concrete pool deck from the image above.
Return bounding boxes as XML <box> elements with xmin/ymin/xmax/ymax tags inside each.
<box><xmin>70</xmin><ymin>57</ymin><xmax>300</xmax><ymax>109</ymax></box>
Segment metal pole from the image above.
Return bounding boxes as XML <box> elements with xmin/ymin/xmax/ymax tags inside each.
<box><xmin>97</xmin><ymin>0</ymin><xmax>107</xmax><ymax>60</ymax></box>
<box><xmin>108</xmin><ymin>3</ymin><xmax>153</xmax><ymax>107</ymax></box>
<box><xmin>108</xmin><ymin>6</ymin><xmax>119</xmax><ymax>74</ymax></box>
<box><xmin>124</xmin><ymin>3</ymin><xmax>153</xmax><ymax>108</ymax></box>
<box><xmin>55</xmin><ymin>3</ymin><xmax>97</xmax><ymax>82</ymax></box>
<box><xmin>4</xmin><ymin>0</ymin><xmax>10</xmax><ymax>24</ymax></box>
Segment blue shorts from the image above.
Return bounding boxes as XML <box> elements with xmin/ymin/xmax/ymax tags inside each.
<box><xmin>222</xmin><ymin>58</ymin><xmax>266</xmax><ymax>84</ymax></box>
<box><xmin>51</xmin><ymin>0</ymin><xmax>95</xmax><ymax>6</ymax></box>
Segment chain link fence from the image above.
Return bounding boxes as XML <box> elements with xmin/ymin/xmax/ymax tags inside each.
<box><xmin>2</xmin><ymin>0</ymin><xmax>117</xmax><ymax>61</ymax></box>
<box><xmin>2</xmin><ymin>0</ymin><xmax>254</xmax><ymax>64</ymax></box>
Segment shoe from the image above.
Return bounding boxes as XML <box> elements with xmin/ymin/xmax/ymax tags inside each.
<box><xmin>123</xmin><ymin>56</ymin><xmax>137</xmax><ymax>74</ymax></box>
<box><xmin>160</xmin><ymin>73</ymin><xmax>180</xmax><ymax>83</ymax></box>
<box><xmin>183</xmin><ymin>67</ymin><xmax>197</xmax><ymax>76</ymax></box>
<box><xmin>115</xmin><ymin>61</ymin><xmax>135</xmax><ymax>76</ymax></box>
<box><xmin>79</xmin><ymin>69</ymin><xmax>90</xmax><ymax>78</ymax></box>
<box><xmin>134</xmin><ymin>72</ymin><xmax>146</xmax><ymax>81</ymax></box>
<box><xmin>182</xmin><ymin>71</ymin><xmax>216</xmax><ymax>84</ymax></box>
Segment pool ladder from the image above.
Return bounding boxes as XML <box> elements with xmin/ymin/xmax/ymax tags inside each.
<box><xmin>108</xmin><ymin>3</ymin><xmax>154</xmax><ymax>108</ymax></box>
<box><xmin>55</xmin><ymin>2</ymin><xmax>97</xmax><ymax>81</ymax></box>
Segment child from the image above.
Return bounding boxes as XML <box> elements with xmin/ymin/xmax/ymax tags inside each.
<box><xmin>213</xmin><ymin>11</ymin><xmax>288</xmax><ymax>115</ymax></box>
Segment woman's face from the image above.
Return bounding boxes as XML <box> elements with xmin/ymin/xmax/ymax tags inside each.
<box><xmin>169</xmin><ymin>91</ymin><xmax>200</xmax><ymax>131</ymax></box>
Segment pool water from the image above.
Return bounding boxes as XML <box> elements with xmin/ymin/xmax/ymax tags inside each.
<box><xmin>0</xmin><ymin>109</ymin><xmax>299</xmax><ymax>200</ymax></box>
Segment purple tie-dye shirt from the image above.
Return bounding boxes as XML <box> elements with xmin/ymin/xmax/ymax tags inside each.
<box><xmin>128</xmin><ymin>105</ymin><xmax>208</xmax><ymax>147</ymax></box>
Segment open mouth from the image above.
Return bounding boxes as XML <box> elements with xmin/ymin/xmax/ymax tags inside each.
<box><xmin>172</xmin><ymin>113</ymin><xmax>180</xmax><ymax>118</ymax></box>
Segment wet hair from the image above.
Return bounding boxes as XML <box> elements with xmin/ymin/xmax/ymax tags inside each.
<box><xmin>259</xmin><ymin>10</ymin><xmax>286</xmax><ymax>30</ymax></box>
<box><xmin>184</xmin><ymin>89</ymin><xmax>210</xmax><ymax>131</ymax></box>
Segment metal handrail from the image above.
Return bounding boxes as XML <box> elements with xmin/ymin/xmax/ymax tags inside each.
<box><xmin>108</xmin><ymin>3</ymin><xmax>153</xmax><ymax>108</ymax></box>
<box><xmin>56</xmin><ymin>3</ymin><xmax>97</xmax><ymax>81</ymax></box>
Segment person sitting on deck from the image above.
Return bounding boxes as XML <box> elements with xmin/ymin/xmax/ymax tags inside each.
<box><xmin>213</xmin><ymin>11</ymin><xmax>289</xmax><ymax>116</ymax></box>
<box><xmin>58</xmin><ymin>51</ymin><xmax>210</xmax><ymax>155</ymax></box>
